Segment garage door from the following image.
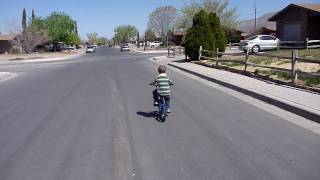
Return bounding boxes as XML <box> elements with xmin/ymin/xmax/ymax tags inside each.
<box><xmin>283</xmin><ymin>23</ymin><xmax>302</xmax><ymax>41</ymax></box>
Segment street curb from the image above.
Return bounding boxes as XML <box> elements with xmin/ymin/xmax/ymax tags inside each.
<box><xmin>168</xmin><ymin>63</ymin><xmax>320</xmax><ymax>123</ymax></box>
<box><xmin>0</xmin><ymin>51</ymin><xmax>85</xmax><ymax>65</ymax></box>
<box><xmin>130</xmin><ymin>49</ymin><xmax>168</xmax><ymax>54</ymax></box>
<box><xmin>19</xmin><ymin>52</ymin><xmax>85</xmax><ymax>63</ymax></box>
<box><xmin>0</xmin><ymin>72</ymin><xmax>17</xmax><ymax>82</ymax></box>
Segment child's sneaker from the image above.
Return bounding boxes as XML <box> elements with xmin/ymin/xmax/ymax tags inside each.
<box><xmin>154</xmin><ymin>101</ymin><xmax>158</xmax><ymax>106</ymax></box>
<box><xmin>166</xmin><ymin>109</ymin><xmax>171</xmax><ymax>113</ymax></box>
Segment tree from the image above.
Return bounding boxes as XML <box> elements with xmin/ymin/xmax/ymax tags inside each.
<box><xmin>224</xmin><ymin>27</ymin><xmax>241</xmax><ymax>43</ymax></box>
<box><xmin>209</xmin><ymin>12</ymin><xmax>227</xmax><ymax>52</ymax></box>
<box><xmin>15</xmin><ymin>9</ymin><xmax>48</xmax><ymax>53</ymax></box>
<box><xmin>113</xmin><ymin>25</ymin><xmax>138</xmax><ymax>45</ymax></box>
<box><xmin>16</xmin><ymin>15</ymin><xmax>48</xmax><ymax>53</ymax></box>
<box><xmin>19</xmin><ymin>25</ymin><xmax>48</xmax><ymax>53</ymax></box>
<box><xmin>179</xmin><ymin>0</ymin><xmax>237</xmax><ymax>31</ymax></box>
<box><xmin>46</xmin><ymin>12</ymin><xmax>78</xmax><ymax>45</ymax></box>
<box><xmin>96</xmin><ymin>37</ymin><xmax>108</xmax><ymax>46</ymax></box>
<box><xmin>185</xmin><ymin>10</ymin><xmax>215</xmax><ymax>60</ymax></box>
<box><xmin>137</xmin><ymin>32</ymin><xmax>140</xmax><ymax>48</ymax></box>
<box><xmin>32</xmin><ymin>9</ymin><xmax>35</xmax><ymax>22</ymax></box>
<box><xmin>75</xmin><ymin>22</ymin><xmax>78</xmax><ymax>35</ymax></box>
<box><xmin>67</xmin><ymin>32</ymin><xmax>81</xmax><ymax>46</ymax></box>
<box><xmin>22</xmin><ymin>8</ymin><xmax>27</xmax><ymax>32</ymax></box>
<box><xmin>144</xmin><ymin>28</ymin><xmax>156</xmax><ymax>42</ymax></box>
<box><xmin>148</xmin><ymin>6</ymin><xmax>178</xmax><ymax>45</ymax></box>
<box><xmin>87</xmin><ymin>32</ymin><xmax>98</xmax><ymax>44</ymax></box>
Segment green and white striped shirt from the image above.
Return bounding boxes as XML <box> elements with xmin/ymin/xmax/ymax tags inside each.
<box><xmin>154</xmin><ymin>73</ymin><xmax>173</xmax><ymax>96</ymax></box>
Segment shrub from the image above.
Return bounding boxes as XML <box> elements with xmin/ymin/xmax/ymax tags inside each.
<box><xmin>9</xmin><ymin>47</ymin><xmax>21</xmax><ymax>54</ymax></box>
<box><xmin>224</xmin><ymin>27</ymin><xmax>241</xmax><ymax>43</ymax></box>
<box><xmin>185</xmin><ymin>10</ymin><xmax>215</xmax><ymax>60</ymax></box>
<box><xmin>209</xmin><ymin>13</ymin><xmax>227</xmax><ymax>52</ymax></box>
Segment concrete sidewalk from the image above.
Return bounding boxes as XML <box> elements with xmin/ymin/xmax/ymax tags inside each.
<box><xmin>129</xmin><ymin>45</ymin><xmax>169</xmax><ymax>54</ymax></box>
<box><xmin>168</xmin><ymin>61</ymin><xmax>320</xmax><ymax>123</ymax></box>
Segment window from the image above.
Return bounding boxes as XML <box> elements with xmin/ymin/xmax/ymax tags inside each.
<box><xmin>247</xmin><ymin>35</ymin><xmax>258</xmax><ymax>40</ymax></box>
<box><xmin>260</xmin><ymin>36</ymin><xmax>274</xmax><ymax>40</ymax></box>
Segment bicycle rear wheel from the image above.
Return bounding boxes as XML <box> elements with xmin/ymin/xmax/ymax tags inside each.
<box><xmin>158</xmin><ymin>104</ymin><xmax>166</xmax><ymax>122</ymax></box>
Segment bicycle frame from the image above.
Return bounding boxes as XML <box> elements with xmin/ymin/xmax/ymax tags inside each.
<box><xmin>158</xmin><ymin>96</ymin><xmax>168</xmax><ymax>121</ymax></box>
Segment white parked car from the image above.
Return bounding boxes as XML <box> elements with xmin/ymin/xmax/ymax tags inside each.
<box><xmin>65</xmin><ymin>45</ymin><xmax>75</xmax><ymax>50</ymax></box>
<box><xmin>149</xmin><ymin>41</ymin><xmax>162</xmax><ymax>48</ymax></box>
<box><xmin>239</xmin><ymin>35</ymin><xmax>280</xmax><ymax>53</ymax></box>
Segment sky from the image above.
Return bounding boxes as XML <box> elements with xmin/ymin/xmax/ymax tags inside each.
<box><xmin>0</xmin><ymin>0</ymin><xmax>319</xmax><ymax>39</ymax></box>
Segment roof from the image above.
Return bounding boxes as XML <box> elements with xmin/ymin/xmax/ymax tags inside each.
<box><xmin>262</xmin><ymin>26</ymin><xmax>276</xmax><ymax>31</ymax></box>
<box><xmin>269</xmin><ymin>3</ymin><xmax>320</xmax><ymax>21</ymax></box>
<box><xmin>0</xmin><ymin>35</ymin><xmax>17</xmax><ymax>41</ymax></box>
<box><xmin>298</xmin><ymin>4</ymin><xmax>320</xmax><ymax>12</ymax></box>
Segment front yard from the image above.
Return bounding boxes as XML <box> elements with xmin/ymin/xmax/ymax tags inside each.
<box><xmin>202</xmin><ymin>49</ymin><xmax>320</xmax><ymax>88</ymax></box>
<box><xmin>0</xmin><ymin>49</ymin><xmax>84</xmax><ymax>63</ymax></box>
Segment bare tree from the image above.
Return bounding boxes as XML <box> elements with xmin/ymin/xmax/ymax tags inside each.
<box><xmin>144</xmin><ymin>28</ymin><xmax>156</xmax><ymax>42</ymax></box>
<box><xmin>5</xmin><ymin>18</ymin><xmax>21</xmax><ymax>34</ymax></box>
<box><xmin>148</xmin><ymin>6</ymin><xmax>178</xmax><ymax>44</ymax></box>
<box><xmin>19</xmin><ymin>26</ymin><xmax>48</xmax><ymax>53</ymax></box>
<box><xmin>87</xmin><ymin>32</ymin><xmax>98</xmax><ymax>45</ymax></box>
<box><xmin>6</xmin><ymin>18</ymin><xmax>47</xmax><ymax>54</ymax></box>
<box><xmin>179</xmin><ymin>0</ymin><xmax>238</xmax><ymax>31</ymax></box>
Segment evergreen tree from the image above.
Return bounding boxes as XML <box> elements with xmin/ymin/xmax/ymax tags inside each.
<box><xmin>209</xmin><ymin>12</ymin><xmax>227</xmax><ymax>52</ymax></box>
<box><xmin>32</xmin><ymin>9</ymin><xmax>35</xmax><ymax>22</ymax></box>
<box><xmin>137</xmin><ymin>32</ymin><xmax>140</xmax><ymax>48</ymax></box>
<box><xmin>75</xmin><ymin>22</ymin><xmax>78</xmax><ymax>35</ymax></box>
<box><xmin>22</xmin><ymin>8</ymin><xmax>27</xmax><ymax>32</ymax></box>
<box><xmin>185</xmin><ymin>10</ymin><xmax>215</xmax><ymax>60</ymax></box>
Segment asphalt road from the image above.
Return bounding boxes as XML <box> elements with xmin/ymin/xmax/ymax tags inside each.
<box><xmin>0</xmin><ymin>48</ymin><xmax>320</xmax><ymax>180</ymax></box>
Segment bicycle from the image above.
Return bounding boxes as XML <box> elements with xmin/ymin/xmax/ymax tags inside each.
<box><xmin>149</xmin><ymin>83</ymin><xmax>172</xmax><ymax>122</ymax></box>
<box><xmin>157</xmin><ymin>96</ymin><xmax>169</xmax><ymax>122</ymax></box>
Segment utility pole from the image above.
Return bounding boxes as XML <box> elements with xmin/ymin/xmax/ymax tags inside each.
<box><xmin>254</xmin><ymin>0</ymin><xmax>257</xmax><ymax>34</ymax></box>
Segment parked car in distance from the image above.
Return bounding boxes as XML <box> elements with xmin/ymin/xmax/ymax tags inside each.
<box><xmin>65</xmin><ymin>45</ymin><xmax>75</xmax><ymax>50</ymax></box>
<box><xmin>86</xmin><ymin>45</ymin><xmax>96</xmax><ymax>53</ymax></box>
<box><xmin>120</xmin><ymin>44</ymin><xmax>130</xmax><ymax>51</ymax></box>
<box><xmin>239</xmin><ymin>35</ymin><xmax>279</xmax><ymax>53</ymax></box>
<box><xmin>149</xmin><ymin>41</ymin><xmax>162</xmax><ymax>48</ymax></box>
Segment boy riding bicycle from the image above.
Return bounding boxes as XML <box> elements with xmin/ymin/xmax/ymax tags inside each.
<box><xmin>150</xmin><ymin>65</ymin><xmax>174</xmax><ymax>113</ymax></box>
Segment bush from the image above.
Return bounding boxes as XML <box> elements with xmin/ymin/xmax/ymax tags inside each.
<box><xmin>209</xmin><ymin>13</ymin><xmax>227</xmax><ymax>52</ymax></box>
<box><xmin>9</xmin><ymin>47</ymin><xmax>21</xmax><ymax>54</ymax></box>
<box><xmin>185</xmin><ymin>10</ymin><xmax>215</xmax><ymax>60</ymax></box>
<box><xmin>224</xmin><ymin>27</ymin><xmax>241</xmax><ymax>43</ymax></box>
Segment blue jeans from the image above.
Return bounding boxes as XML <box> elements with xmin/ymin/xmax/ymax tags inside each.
<box><xmin>153</xmin><ymin>90</ymin><xmax>170</xmax><ymax>108</ymax></box>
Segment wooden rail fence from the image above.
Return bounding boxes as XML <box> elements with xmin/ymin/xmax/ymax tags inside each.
<box><xmin>199</xmin><ymin>46</ymin><xmax>320</xmax><ymax>84</ymax></box>
<box><xmin>168</xmin><ymin>46</ymin><xmax>185</xmax><ymax>57</ymax></box>
<box><xmin>228</xmin><ymin>38</ymin><xmax>320</xmax><ymax>50</ymax></box>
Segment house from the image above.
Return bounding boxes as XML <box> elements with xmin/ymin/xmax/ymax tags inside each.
<box><xmin>268</xmin><ymin>4</ymin><xmax>320</xmax><ymax>41</ymax></box>
<box><xmin>256</xmin><ymin>26</ymin><xmax>276</xmax><ymax>36</ymax></box>
<box><xmin>0</xmin><ymin>35</ymin><xmax>19</xmax><ymax>54</ymax></box>
<box><xmin>170</xmin><ymin>31</ymin><xmax>183</xmax><ymax>45</ymax></box>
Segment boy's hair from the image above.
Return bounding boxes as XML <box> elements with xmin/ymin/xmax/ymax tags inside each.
<box><xmin>158</xmin><ymin>65</ymin><xmax>167</xmax><ymax>73</ymax></box>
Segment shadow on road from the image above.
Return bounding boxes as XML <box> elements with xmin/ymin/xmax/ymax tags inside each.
<box><xmin>136</xmin><ymin>111</ymin><xmax>164</xmax><ymax>122</ymax></box>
